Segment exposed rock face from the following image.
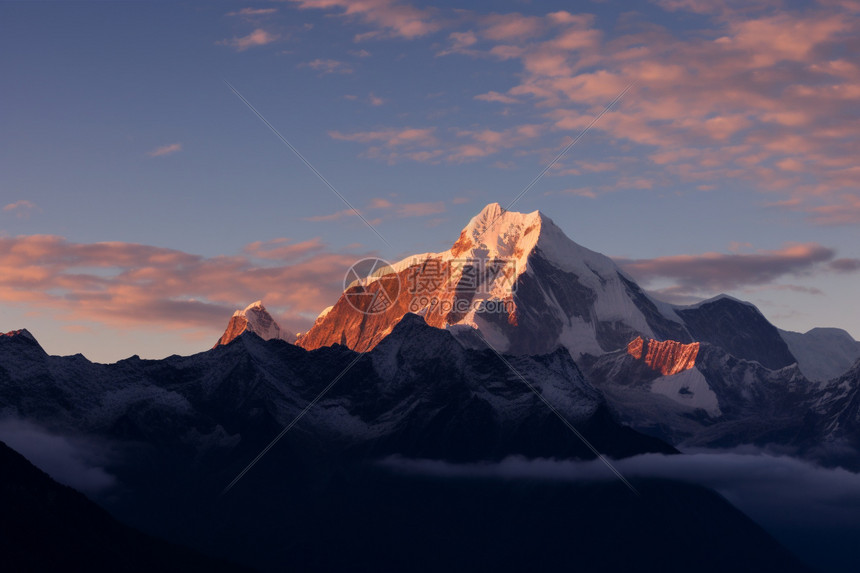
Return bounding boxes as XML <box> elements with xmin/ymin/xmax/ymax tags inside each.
<box><xmin>215</xmin><ymin>301</ymin><xmax>284</xmax><ymax>347</ymax></box>
<box><xmin>296</xmin><ymin>260</ymin><xmax>485</xmax><ymax>353</ymax></box>
<box><xmin>627</xmin><ymin>336</ymin><xmax>700</xmax><ymax>376</ymax></box>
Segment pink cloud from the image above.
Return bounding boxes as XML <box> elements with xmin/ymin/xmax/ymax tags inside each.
<box><xmin>3</xmin><ymin>200</ymin><xmax>39</xmax><ymax>219</ymax></box>
<box><xmin>393</xmin><ymin>201</ymin><xmax>445</xmax><ymax>217</ymax></box>
<box><xmin>330</xmin><ymin>120</ymin><xmax>547</xmax><ymax>164</ymax></box>
<box><xmin>805</xmin><ymin>195</ymin><xmax>860</xmax><ymax>225</ymax></box>
<box><xmin>305</xmin><ymin>198</ymin><xmax>446</xmax><ymax>222</ymax></box>
<box><xmin>475</xmin><ymin>4</ymin><xmax>859</xmax><ymax>221</ymax></box>
<box><xmin>290</xmin><ymin>2</ymin><xmax>859</xmax><ymax>223</ymax></box>
<box><xmin>304</xmin><ymin>208</ymin><xmax>357</xmax><ymax>222</ymax></box>
<box><xmin>329</xmin><ymin>127</ymin><xmax>437</xmax><ymax>146</ymax></box>
<box><xmin>437</xmin><ymin>31</ymin><xmax>479</xmax><ymax>56</ymax></box>
<box><xmin>546</xmin><ymin>11</ymin><xmax>595</xmax><ymax>27</ymax></box>
<box><xmin>146</xmin><ymin>143</ymin><xmax>182</xmax><ymax>157</ymax></box>
<box><xmin>488</xmin><ymin>44</ymin><xmax>524</xmax><ymax>60</ymax></box>
<box><xmin>302</xmin><ymin>58</ymin><xmax>353</xmax><ymax>74</ymax></box>
<box><xmin>721</xmin><ymin>13</ymin><xmax>851</xmax><ymax>67</ymax></box>
<box><xmin>226</xmin><ymin>7</ymin><xmax>278</xmax><ymax>17</ymax></box>
<box><xmin>242</xmin><ymin>237</ymin><xmax>326</xmax><ymax>261</ymax></box>
<box><xmin>548</xmin><ymin>27</ymin><xmax>601</xmax><ymax>51</ymax></box>
<box><xmin>0</xmin><ymin>234</ymin><xmax>366</xmax><ymax>337</ymax></box>
<box><xmin>218</xmin><ymin>28</ymin><xmax>279</xmax><ymax>51</ymax></box>
<box><xmin>558</xmin><ymin>187</ymin><xmax>597</xmax><ymax>199</ymax></box>
<box><xmin>480</xmin><ymin>13</ymin><xmax>545</xmax><ymax>41</ymax></box>
<box><xmin>474</xmin><ymin>91</ymin><xmax>520</xmax><ymax>104</ymax></box>
<box><xmin>288</xmin><ymin>0</ymin><xmax>441</xmax><ymax>39</ymax></box>
<box><xmin>576</xmin><ymin>161</ymin><xmax>616</xmax><ymax>173</ymax></box>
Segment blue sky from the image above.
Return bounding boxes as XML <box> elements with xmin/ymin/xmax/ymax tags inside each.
<box><xmin>1</xmin><ymin>0</ymin><xmax>859</xmax><ymax>362</ymax></box>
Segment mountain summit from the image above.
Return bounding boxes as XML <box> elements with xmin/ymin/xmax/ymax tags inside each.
<box><xmin>215</xmin><ymin>301</ymin><xmax>284</xmax><ymax>347</ymax></box>
<box><xmin>298</xmin><ymin>203</ymin><xmax>709</xmax><ymax>359</ymax></box>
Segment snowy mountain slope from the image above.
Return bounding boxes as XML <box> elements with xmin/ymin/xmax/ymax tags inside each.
<box><xmin>207</xmin><ymin>205</ymin><xmax>860</xmax><ymax>465</ymax></box>
<box><xmin>800</xmin><ymin>359</ymin><xmax>860</xmax><ymax>469</ymax></box>
<box><xmin>296</xmin><ymin>204</ymin><xmax>802</xmax><ymax>377</ymax></box>
<box><xmin>298</xmin><ymin>203</ymin><xmax>694</xmax><ymax>358</ymax></box>
<box><xmin>1</xmin><ymin>319</ymin><xmax>674</xmax><ymax>468</ymax></box>
<box><xmin>586</xmin><ymin>340</ymin><xmax>816</xmax><ymax>448</ymax></box>
<box><xmin>779</xmin><ymin>327</ymin><xmax>860</xmax><ymax>382</ymax></box>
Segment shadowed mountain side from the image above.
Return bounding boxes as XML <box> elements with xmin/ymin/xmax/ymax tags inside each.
<box><xmin>0</xmin><ymin>317</ymin><xmax>676</xmax><ymax>568</ymax></box>
<box><xmin>0</xmin><ymin>440</ymin><xmax>251</xmax><ymax>573</ymax></box>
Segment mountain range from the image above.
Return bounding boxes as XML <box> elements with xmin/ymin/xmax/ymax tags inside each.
<box><xmin>2</xmin><ymin>203</ymin><xmax>859</xmax><ymax>571</ymax></box>
<box><xmin>219</xmin><ymin>203</ymin><xmax>860</xmax><ymax>468</ymax></box>
<box><xmin>0</xmin><ymin>318</ymin><xmax>814</xmax><ymax>572</ymax></box>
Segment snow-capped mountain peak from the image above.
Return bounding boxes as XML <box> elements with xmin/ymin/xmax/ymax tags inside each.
<box><xmin>235</xmin><ymin>300</ymin><xmax>264</xmax><ymax>316</ymax></box>
<box><xmin>449</xmin><ymin>202</ymin><xmax>540</xmax><ymax>260</ymax></box>
<box><xmin>294</xmin><ymin>203</ymin><xmax>818</xmax><ymax>376</ymax></box>
<box><xmin>215</xmin><ymin>300</ymin><xmax>285</xmax><ymax>347</ymax></box>
<box><xmin>298</xmin><ymin>203</ymin><xmax>686</xmax><ymax>356</ymax></box>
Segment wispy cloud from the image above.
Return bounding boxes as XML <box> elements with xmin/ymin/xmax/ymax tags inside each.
<box><xmin>300</xmin><ymin>2</ymin><xmax>860</xmax><ymax>224</ymax></box>
<box><xmin>3</xmin><ymin>200</ymin><xmax>39</xmax><ymax>219</ymax></box>
<box><xmin>226</xmin><ymin>7</ymin><xmax>278</xmax><ymax>18</ymax></box>
<box><xmin>242</xmin><ymin>237</ymin><xmax>326</xmax><ymax>261</ymax></box>
<box><xmin>436</xmin><ymin>31</ymin><xmax>479</xmax><ymax>56</ymax></box>
<box><xmin>305</xmin><ymin>197</ymin><xmax>446</xmax><ymax>223</ymax></box>
<box><xmin>288</xmin><ymin>0</ymin><xmax>441</xmax><ymax>40</ymax></box>
<box><xmin>301</xmin><ymin>58</ymin><xmax>353</xmax><ymax>74</ymax></box>
<box><xmin>615</xmin><ymin>242</ymin><xmax>860</xmax><ymax>299</ymax></box>
<box><xmin>304</xmin><ymin>209</ymin><xmax>358</xmax><ymax>223</ymax></box>
<box><xmin>0</xmin><ymin>234</ymin><xmax>367</xmax><ymax>337</ymax></box>
<box><xmin>328</xmin><ymin>124</ymin><xmax>544</xmax><ymax>164</ymax></box>
<box><xmin>393</xmin><ymin>201</ymin><xmax>445</xmax><ymax>217</ymax></box>
<box><xmin>146</xmin><ymin>143</ymin><xmax>182</xmax><ymax>157</ymax></box>
<box><xmin>329</xmin><ymin>127</ymin><xmax>437</xmax><ymax>146</ymax></box>
<box><xmin>480</xmin><ymin>12</ymin><xmax>546</xmax><ymax>41</ymax></box>
<box><xmin>474</xmin><ymin>91</ymin><xmax>520</xmax><ymax>104</ymax></box>
<box><xmin>218</xmin><ymin>28</ymin><xmax>279</xmax><ymax>51</ymax></box>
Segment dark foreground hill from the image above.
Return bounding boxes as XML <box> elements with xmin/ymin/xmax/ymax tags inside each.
<box><xmin>0</xmin><ymin>440</ymin><xmax>251</xmax><ymax>573</ymax></box>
